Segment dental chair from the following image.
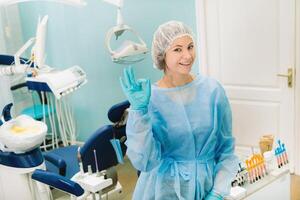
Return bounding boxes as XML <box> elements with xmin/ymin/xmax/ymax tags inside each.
<box><xmin>32</xmin><ymin>100</ymin><xmax>130</xmax><ymax>199</ymax></box>
<box><xmin>0</xmin><ymin>103</ymin><xmax>52</xmax><ymax>200</ymax></box>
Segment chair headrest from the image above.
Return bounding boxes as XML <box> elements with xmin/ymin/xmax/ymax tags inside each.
<box><xmin>0</xmin><ymin>54</ymin><xmax>30</xmax><ymax>65</ymax></box>
<box><xmin>80</xmin><ymin>125</ymin><xmax>127</xmax><ymax>171</ymax></box>
<box><xmin>107</xmin><ymin>100</ymin><xmax>130</xmax><ymax>123</ymax></box>
<box><xmin>0</xmin><ymin>55</ymin><xmax>15</xmax><ymax>65</ymax></box>
<box><xmin>0</xmin><ymin>103</ymin><xmax>13</xmax><ymax>126</ymax></box>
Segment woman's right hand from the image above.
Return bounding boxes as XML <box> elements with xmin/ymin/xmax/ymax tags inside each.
<box><xmin>205</xmin><ymin>192</ymin><xmax>223</xmax><ymax>200</ymax></box>
<box><xmin>120</xmin><ymin>66</ymin><xmax>151</xmax><ymax>112</ymax></box>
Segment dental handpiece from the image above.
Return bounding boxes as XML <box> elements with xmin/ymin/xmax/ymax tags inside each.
<box><xmin>278</xmin><ymin>149</ymin><xmax>284</xmax><ymax>167</ymax></box>
<box><xmin>255</xmin><ymin>158</ymin><xmax>262</xmax><ymax>179</ymax></box>
<box><xmin>275</xmin><ymin>149</ymin><xmax>281</xmax><ymax>168</ymax></box>
<box><xmin>93</xmin><ymin>149</ymin><xmax>100</xmax><ymax>176</ymax></box>
<box><xmin>246</xmin><ymin>160</ymin><xmax>252</xmax><ymax>184</ymax></box>
<box><xmin>250</xmin><ymin>160</ymin><xmax>256</xmax><ymax>182</ymax></box>
<box><xmin>252</xmin><ymin>160</ymin><xmax>258</xmax><ymax>181</ymax></box>
<box><xmin>282</xmin><ymin>144</ymin><xmax>289</xmax><ymax>164</ymax></box>
<box><xmin>257</xmin><ymin>162</ymin><xmax>263</xmax><ymax>178</ymax></box>
<box><xmin>262</xmin><ymin>159</ymin><xmax>268</xmax><ymax>175</ymax></box>
<box><xmin>77</xmin><ymin>147</ymin><xmax>84</xmax><ymax>174</ymax></box>
<box><xmin>280</xmin><ymin>151</ymin><xmax>286</xmax><ymax>165</ymax></box>
<box><xmin>278</xmin><ymin>140</ymin><xmax>286</xmax><ymax>165</ymax></box>
<box><xmin>258</xmin><ymin>156</ymin><xmax>265</xmax><ymax>177</ymax></box>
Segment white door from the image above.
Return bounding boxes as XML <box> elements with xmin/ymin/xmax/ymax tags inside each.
<box><xmin>196</xmin><ymin>0</ymin><xmax>296</xmax><ymax>172</ymax></box>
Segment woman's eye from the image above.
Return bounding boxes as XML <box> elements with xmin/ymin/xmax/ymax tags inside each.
<box><xmin>174</xmin><ymin>48</ymin><xmax>182</xmax><ymax>52</ymax></box>
<box><xmin>188</xmin><ymin>45</ymin><xmax>194</xmax><ymax>50</ymax></box>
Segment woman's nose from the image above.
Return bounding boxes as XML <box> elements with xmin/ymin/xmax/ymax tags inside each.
<box><xmin>182</xmin><ymin>49</ymin><xmax>192</xmax><ymax>59</ymax></box>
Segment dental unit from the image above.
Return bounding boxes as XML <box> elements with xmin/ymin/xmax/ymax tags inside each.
<box><xmin>0</xmin><ymin>15</ymin><xmax>87</xmax><ymax>148</ymax></box>
<box><xmin>274</xmin><ymin>140</ymin><xmax>289</xmax><ymax>168</ymax></box>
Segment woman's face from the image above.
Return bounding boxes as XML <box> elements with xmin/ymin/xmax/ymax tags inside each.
<box><xmin>164</xmin><ymin>35</ymin><xmax>195</xmax><ymax>75</ymax></box>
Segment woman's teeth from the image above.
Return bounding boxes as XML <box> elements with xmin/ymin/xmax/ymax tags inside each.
<box><xmin>180</xmin><ymin>63</ymin><xmax>190</xmax><ymax>66</ymax></box>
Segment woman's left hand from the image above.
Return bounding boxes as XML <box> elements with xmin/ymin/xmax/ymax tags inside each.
<box><xmin>119</xmin><ymin>66</ymin><xmax>151</xmax><ymax>112</ymax></box>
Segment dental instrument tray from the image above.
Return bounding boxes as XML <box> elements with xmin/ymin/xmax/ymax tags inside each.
<box><xmin>26</xmin><ymin>65</ymin><xmax>87</xmax><ymax>99</ymax></box>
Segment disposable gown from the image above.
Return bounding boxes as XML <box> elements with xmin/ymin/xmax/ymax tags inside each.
<box><xmin>125</xmin><ymin>75</ymin><xmax>239</xmax><ymax>200</ymax></box>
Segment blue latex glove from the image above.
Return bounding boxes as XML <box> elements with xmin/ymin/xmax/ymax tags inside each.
<box><xmin>120</xmin><ymin>66</ymin><xmax>151</xmax><ymax>112</ymax></box>
<box><xmin>205</xmin><ymin>192</ymin><xmax>223</xmax><ymax>200</ymax></box>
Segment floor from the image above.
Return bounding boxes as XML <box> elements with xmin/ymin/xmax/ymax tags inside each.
<box><xmin>54</xmin><ymin>156</ymin><xmax>300</xmax><ymax>200</ymax></box>
<box><xmin>292</xmin><ymin>175</ymin><xmax>300</xmax><ymax>200</ymax></box>
<box><xmin>116</xmin><ymin>157</ymin><xmax>137</xmax><ymax>200</ymax></box>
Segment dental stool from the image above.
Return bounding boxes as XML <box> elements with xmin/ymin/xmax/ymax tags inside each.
<box><xmin>33</xmin><ymin>100</ymin><xmax>130</xmax><ymax>199</ymax></box>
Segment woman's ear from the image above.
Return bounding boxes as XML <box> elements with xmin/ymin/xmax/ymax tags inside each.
<box><xmin>163</xmin><ymin>62</ymin><xmax>168</xmax><ymax>72</ymax></box>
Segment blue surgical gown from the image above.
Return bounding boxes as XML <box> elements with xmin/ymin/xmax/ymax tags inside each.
<box><xmin>125</xmin><ymin>75</ymin><xmax>239</xmax><ymax>200</ymax></box>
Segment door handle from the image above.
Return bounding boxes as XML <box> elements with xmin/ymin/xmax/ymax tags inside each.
<box><xmin>277</xmin><ymin>68</ymin><xmax>293</xmax><ymax>88</ymax></box>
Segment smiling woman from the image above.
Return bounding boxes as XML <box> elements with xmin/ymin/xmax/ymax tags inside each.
<box><xmin>120</xmin><ymin>21</ymin><xmax>239</xmax><ymax>200</ymax></box>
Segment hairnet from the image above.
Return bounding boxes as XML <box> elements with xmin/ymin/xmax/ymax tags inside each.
<box><xmin>151</xmin><ymin>21</ymin><xmax>195</xmax><ymax>70</ymax></box>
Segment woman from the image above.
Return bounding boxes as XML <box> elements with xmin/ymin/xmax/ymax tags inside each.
<box><xmin>120</xmin><ymin>21</ymin><xmax>239</xmax><ymax>200</ymax></box>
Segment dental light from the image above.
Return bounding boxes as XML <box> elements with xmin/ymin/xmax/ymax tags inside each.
<box><xmin>104</xmin><ymin>0</ymin><xmax>148</xmax><ymax>64</ymax></box>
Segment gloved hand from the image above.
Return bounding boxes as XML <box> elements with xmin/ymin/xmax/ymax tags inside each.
<box><xmin>205</xmin><ymin>191</ymin><xmax>223</xmax><ymax>200</ymax></box>
<box><xmin>120</xmin><ymin>66</ymin><xmax>151</xmax><ymax>112</ymax></box>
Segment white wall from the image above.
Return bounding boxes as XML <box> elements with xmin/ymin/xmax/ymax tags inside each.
<box><xmin>295</xmin><ymin>0</ymin><xmax>300</xmax><ymax>175</ymax></box>
<box><xmin>0</xmin><ymin>5</ymin><xmax>23</xmax><ymax>54</ymax></box>
<box><xmin>195</xmin><ymin>0</ymin><xmax>208</xmax><ymax>75</ymax></box>
<box><xmin>0</xmin><ymin>76</ymin><xmax>13</xmax><ymax>111</ymax></box>
<box><xmin>0</xmin><ymin>4</ymin><xmax>24</xmax><ymax>115</ymax></box>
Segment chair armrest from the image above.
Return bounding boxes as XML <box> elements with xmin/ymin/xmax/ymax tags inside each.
<box><xmin>10</xmin><ymin>82</ymin><xmax>27</xmax><ymax>91</ymax></box>
<box><xmin>32</xmin><ymin>169</ymin><xmax>84</xmax><ymax>197</ymax></box>
<box><xmin>44</xmin><ymin>152</ymin><xmax>67</xmax><ymax>176</ymax></box>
